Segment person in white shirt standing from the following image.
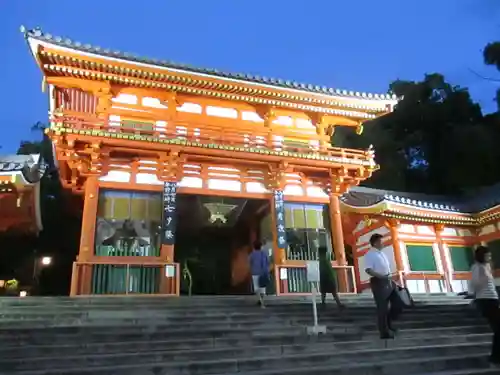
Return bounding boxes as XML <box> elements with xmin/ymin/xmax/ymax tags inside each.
<box><xmin>471</xmin><ymin>246</ymin><xmax>500</xmax><ymax>367</ymax></box>
<box><xmin>364</xmin><ymin>233</ymin><xmax>400</xmax><ymax>339</ymax></box>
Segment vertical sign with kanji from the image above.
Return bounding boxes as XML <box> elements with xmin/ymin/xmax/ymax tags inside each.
<box><xmin>162</xmin><ymin>182</ymin><xmax>178</xmax><ymax>246</ymax></box>
<box><xmin>274</xmin><ymin>190</ymin><xmax>287</xmax><ymax>251</ymax></box>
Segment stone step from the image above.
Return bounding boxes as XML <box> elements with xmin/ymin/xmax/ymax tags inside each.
<box><xmin>0</xmin><ymin>295</ymin><xmax>487</xmax><ymax>375</ymax></box>
<box><xmin>0</xmin><ymin>314</ymin><xmax>485</xmax><ymax>333</ymax></box>
<box><xmin>0</xmin><ymin>296</ymin><xmax>471</xmax><ymax>308</ymax></box>
<box><xmin>0</xmin><ymin>333</ymin><xmax>491</xmax><ymax>366</ymax></box>
<box><xmin>6</xmin><ymin>345</ymin><xmax>489</xmax><ymax>375</ymax></box>
<box><xmin>1</xmin><ymin>328</ymin><xmax>490</xmax><ymax>354</ymax></box>
<box><xmin>0</xmin><ymin>304</ymin><xmax>477</xmax><ymax>318</ymax></box>
<box><xmin>414</xmin><ymin>370</ymin><xmax>499</xmax><ymax>375</ymax></box>
<box><xmin>4</xmin><ymin>324</ymin><xmax>491</xmax><ymax>347</ymax></box>
<box><xmin>0</xmin><ymin>293</ymin><xmax>462</xmax><ymax>302</ymax></box>
<box><xmin>0</xmin><ymin>305</ymin><xmax>475</xmax><ymax>322</ymax></box>
<box><xmin>0</xmin><ymin>317</ymin><xmax>484</xmax><ymax>336</ymax></box>
<box><xmin>0</xmin><ymin>298</ymin><xmax>471</xmax><ymax>314</ymax></box>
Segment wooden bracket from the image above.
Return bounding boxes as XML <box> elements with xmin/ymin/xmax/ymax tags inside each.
<box><xmin>254</xmin><ymin>105</ymin><xmax>277</xmax><ymax>127</ymax></box>
<box><xmin>157</xmin><ymin>151</ymin><xmax>186</xmax><ymax>182</ymax></box>
<box><xmin>266</xmin><ymin>161</ymin><xmax>290</xmax><ymax>190</ymax></box>
<box><xmin>434</xmin><ymin>224</ymin><xmax>445</xmax><ymax>233</ymax></box>
<box><xmin>384</xmin><ymin>218</ymin><xmax>400</xmax><ymax>228</ymax></box>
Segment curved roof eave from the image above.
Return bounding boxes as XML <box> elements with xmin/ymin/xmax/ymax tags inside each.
<box><xmin>22</xmin><ymin>26</ymin><xmax>400</xmax><ymax>106</ymax></box>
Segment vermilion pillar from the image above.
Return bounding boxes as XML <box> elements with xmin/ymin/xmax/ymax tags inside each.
<box><xmin>386</xmin><ymin>219</ymin><xmax>404</xmax><ymax>279</ymax></box>
<box><xmin>434</xmin><ymin>224</ymin><xmax>453</xmax><ymax>292</ymax></box>
<box><xmin>329</xmin><ymin>194</ymin><xmax>349</xmax><ymax>292</ymax></box>
<box><xmin>71</xmin><ymin>176</ymin><xmax>99</xmax><ymax>296</ymax></box>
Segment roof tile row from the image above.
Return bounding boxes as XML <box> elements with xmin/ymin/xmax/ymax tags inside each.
<box><xmin>23</xmin><ymin>26</ymin><xmax>398</xmax><ymax>101</ymax></box>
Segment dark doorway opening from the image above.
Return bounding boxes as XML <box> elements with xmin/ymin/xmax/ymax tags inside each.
<box><xmin>174</xmin><ymin>195</ymin><xmax>269</xmax><ymax>295</ymax></box>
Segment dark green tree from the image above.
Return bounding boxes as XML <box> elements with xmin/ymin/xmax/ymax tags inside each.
<box><xmin>13</xmin><ymin>122</ymin><xmax>81</xmax><ymax>294</ymax></box>
<box><xmin>337</xmin><ymin>74</ymin><xmax>499</xmax><ymax>195</ymax></box>
<box><xmin>483</xmin><ymin>42</ymin><xmax>500</xmax><ymax>110</ymax></box>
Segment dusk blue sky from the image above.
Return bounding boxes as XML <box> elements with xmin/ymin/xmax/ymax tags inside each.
<box><xmin>1</xmin><ymin>0</ymin><xmax>499</xmax><ymax>153</ymax></box>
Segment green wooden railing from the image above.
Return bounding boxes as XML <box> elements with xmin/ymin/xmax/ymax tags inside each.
<box><xmin>95</xmin><ymin>245</ymin><xmax>160</xmax><ymax>257</ymax></box>
<box><xmin>287</xmin><ymin>267</ymin><xmax>312</xmax><ymax>293</ymax></box>
<box><xmin>91</xmin><ymin>264</ymin><xmax>161</xmax><ymax>295</ymax></box>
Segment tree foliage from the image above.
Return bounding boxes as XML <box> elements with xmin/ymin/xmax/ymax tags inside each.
<box><xmin>336</xmin><ymin>72</ymin><xmax>500</xmax><ymax>195</ymax></box>
<box><xmin>0</xmin><ymin>123</ymin><xmax>81</xmax><ymax>294</ymax></box>
<box><xmin>483</xmin><ymin>42</ymin><xmax>500</xmax><ymax>110</ymax></box>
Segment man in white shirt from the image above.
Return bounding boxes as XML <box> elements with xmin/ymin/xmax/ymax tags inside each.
<box><xmin>365</xmin><ymin>233</ymin><xmax>400</xmax><ymax>339</ymax></box>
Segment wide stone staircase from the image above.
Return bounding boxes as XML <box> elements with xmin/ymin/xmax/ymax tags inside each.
<box><xmin>0</xmin><ymin>294</ymin><xmax>496</xmax><ymax>374</ymax></box>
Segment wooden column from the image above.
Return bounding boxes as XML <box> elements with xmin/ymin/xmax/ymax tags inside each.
<box><xmin>329</xmin><ymin>194</ymin><xmax>348</xmax><ymax>292</ymax></box>
<box><xmin>385</xmin><ymin>219</ymin><xmax>404</xmax><ymax>281</ymax></box>
<box><xmin>434</xmin><ymin>224</ymin><xmax>453</xmax><ymax>293</ymax></box>
<box><xmin>72</xmin><ymin>176</ymin><xmax>99</xmax><ymax>296</ymax></box>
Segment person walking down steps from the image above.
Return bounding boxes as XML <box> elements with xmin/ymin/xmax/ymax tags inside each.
<box><xmin>249</xmin><ymin>240</ymin><xmax>270</xmax><ymax>308</ymax></box>
<box><xmin>471</xmin><ymin>246</ymin><xmax>500</xmax><ymax>368</ymax></box>
<box><xmin>364</xmin><ymin>233</ymin><xmax>401</xmax><ymax>339</ymax></box>
<box><xmin>318</xmin><ymin>246</ymin><xmax>344</xmax><ymax>310</ymax></box>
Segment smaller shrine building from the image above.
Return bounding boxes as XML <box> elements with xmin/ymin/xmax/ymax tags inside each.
<box><xmin>342</xmin><ymin>185</ymin><xmax>500</xmax><ymax>295</ymax></box>
<box><xmin>0</xmin><ymin>154</ymin><xmax>45</xmax><ymax>235</ymax></box>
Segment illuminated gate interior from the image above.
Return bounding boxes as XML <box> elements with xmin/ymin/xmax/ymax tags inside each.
<box><xmin>175</xmin><ymin>195</ymin><xmax>269</xmax><ymax>295</ymax></box>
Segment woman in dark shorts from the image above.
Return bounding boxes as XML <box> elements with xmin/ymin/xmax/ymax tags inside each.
<box><xmin>319</xmin><ymin>246</ymin><xmax>344</xmax><ymax>310</ymax></box>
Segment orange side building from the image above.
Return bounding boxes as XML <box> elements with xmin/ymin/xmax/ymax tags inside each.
<box><xmin>0</xmin><ymin>154</ymin><xmax>46</xmax><ymax>235</ymax></box>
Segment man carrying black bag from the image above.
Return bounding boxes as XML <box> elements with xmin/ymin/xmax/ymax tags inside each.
<box><xmin>365</xmin><ymin>233</ymin><xmax>406</xmax><ymax>339</ymax></box>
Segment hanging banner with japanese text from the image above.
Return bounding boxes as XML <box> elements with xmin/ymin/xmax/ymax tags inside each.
<box><xmin>273</xmin><ymin>190</ymin><xmax>287</xmax><ymax>251</ymax></box>
<box><xmin>162</xmin><ymin>182</ymin><xmax>178</xmax><ymax>245</ymax></box>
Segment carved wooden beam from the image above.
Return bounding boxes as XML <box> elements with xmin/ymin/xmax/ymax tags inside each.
<box><xmin>253</xmin><ymin>105</ymin><xmax>278</xmax><ymax>127</ymax></box>
<box><xmin>327</xmin><ymin>168</ymin><xmax>351</xmax><ymax>195</ymax></box>
<box><xmin>157</xmin><ymin>151</ymin><xmax>186</xmax><ymax>182</ymax></box>
<box><xmin>384</xmin><ymin>218</ymin><xmax>400</xmax><ymax>228</ymax></box>
<box><xmin>265</xmin><ymin>161</ymin><xmax>290</xmax><ymax>190</ymax></box>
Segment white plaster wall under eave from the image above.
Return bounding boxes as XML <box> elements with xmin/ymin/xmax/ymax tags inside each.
<box><xmin>246</xmin><ymin>182</ymin><xmax>269</xmax><ymax>194</ymax></box>
<box><xmin>207</xmin><ymin>179</ymin><xmax>241</xmax><ymax>192</ymax></box>
<box><xmin>457</xmin><ymin>229</ymin><xmax>473</xmax><ymax>237</ymax></box>
<box><xmin>135</xmin><ymin>173</ymin><xmax>163</xmax><ymax>185</ymax></box>
<box><xmin>284</xmin><ymin>185</ymin><xmax>304</xmax><ymax>196</ymax></box>
<box><xmin>416</xmin><ymin>225</ymin><xmax>435</xmax><ymax>235</ymax></box>
<box><xmin>442</xmin><ymin>227</ymin><xmax>458</xmax><ymax>236</ymax></box>
<box><xmin>399</xmin><ymin>224</ymin><xmax>415</xmax><ymax>233</ymax></box>
<box><xmin>99</xmin><ymin>171</ymin><xmax>131</xmax><ymax>183</ymax></box>
<box><xmin>306</xmin><ymin>186</ymin><xmax>328</xmax><ymax>198</ymax></box>
<box><xmin>178</xmin><ymin>176</ymin><xmax>203</xmax><ymax>189</ymax></box>
<box><xmin>480</xmin><ymin>224</ymin><xmax>497</xmax><ymax>236</ymax></box>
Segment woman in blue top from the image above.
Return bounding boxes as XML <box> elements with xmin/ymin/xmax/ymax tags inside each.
<box><xmin>249</xmin><ymin>240</ymin><xmax>270</xmax><ymax>308</ymax></box>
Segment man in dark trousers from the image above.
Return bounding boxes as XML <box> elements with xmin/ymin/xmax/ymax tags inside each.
<box><xmin>364</xmin><ymin>233</ymin><xmax>401</xmax><ymax>339</ymax></box>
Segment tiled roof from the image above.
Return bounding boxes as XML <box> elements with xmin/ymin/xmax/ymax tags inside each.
<box><xmin>342</xmin><ymin>183</ymin><xmax>500</xmax><ymax>214</ymax></box>
<box><xmin>22</xmin><ymin>26</ymin><xmax>398</xmax><ymax>102</ymax></box>
<box><xmin>459</xmin><ymin>183</ymin><xmax>500</xmax><ymax>213</ymax></box>
<box><xmin>341</xmin><ymin>186</ymin><xmax>467</xmax><ymax>213</ymax></box>
<box><xmin>0</xmin><ymin>155</ymin><xmax>38</xmax><ymax>173</ymax></box>
<box><xmin>0</xmin><ymin>154</ymin><xmax>47</xmax><ymax>184</ymax></box>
